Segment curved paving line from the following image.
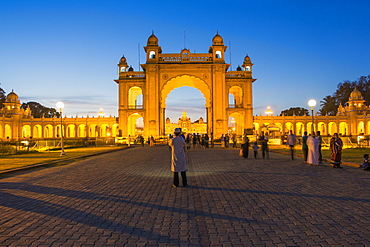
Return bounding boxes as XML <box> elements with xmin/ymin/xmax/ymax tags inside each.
<box><xmin>0</xmin><ymin>147</ymin><xmax>129</xmax><ymax>176</ymax></box>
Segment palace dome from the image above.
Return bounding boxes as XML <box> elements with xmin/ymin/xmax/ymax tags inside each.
<box><xmin>349</xmin><ymin>88</ymin><xmax>363</xmax><ymax>100</ymax></box>
<box><xmin>6</xmin><ymin>91</ymin><xmax>19</xmax><ymax>102</ymax></box>
<box><xmin>212</xmin><ymin>33</ymin><xmax>224</xmax><ymax>46</ymax></box>
<box><xmin>147</xmin><ymin>32</ymin><xmax>158</xmax><ymax>46</ymax></box>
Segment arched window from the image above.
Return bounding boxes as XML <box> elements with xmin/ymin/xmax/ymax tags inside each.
<box><xmin>149</xmin><ymin>51</ymin><xmax>156</xmax><ymax>59</ymax></box>
<box><xmin>215</xmin><ymin>51</ymin><xmax>222</xmax><ymax>58</ymax></box>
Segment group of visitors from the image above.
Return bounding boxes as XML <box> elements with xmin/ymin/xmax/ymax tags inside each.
<box><xmin>240</xmin><ymin>133</ymin><xmax>269</xmax><ymax>159</ymax></box>
<box><xmin>167</xmin><ymin>126</ymin><xmax>370</xmax><ymax>188</ymax></box>
<box><xmin>288</xmin><ymin>130</ymin><xmax>343</xmax><ymax>168</ymax></box>
<box><xmin>185</xmin><ymin>133</ymin><xmax>212</xmax><ymax>149</ymax></box>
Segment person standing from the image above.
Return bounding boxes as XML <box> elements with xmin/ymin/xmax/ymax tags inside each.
<box><xmin>221</xmin><ymin>134</ymin><xmax>225</xmax><ymax>148</ymax></box>
<box><xmin>169</xmin><ymin>128</ymin><xmax>187</xmax><ymax>187</ymax></box>
<box><xmin>252</xmin><ymin>142</ymin><xmax>259</xmax><ymax>158</ymax></box>
<box><xmin>150</xmin><ymin>135</ymin><xmax>155</xmax><ymax>147</ymax></box>
<box><xmin>204</xmin><ymin>134</ymin><xmax>209</xmax><ymax>148</ymax></box>
<box><xmin>225</xmin><ymin>134</ymin><xmax>230</xmax><ymax>148</ymax></box>
<box><xmin>330</xmin><ymin>133</ymin><xmax>343</xmax><ymax>168</ymax></box>
<box><xmin>307</xmin><ymin>132</ymin><xmax>319</xmax><ymax>166</ymax></box>
<box><xmin>242</xmin><ymin>134</ymin><xmax>249</xmax><ymax>158</ymax></box>
<box><xmin>316</xmin><ymin>131</ymin><xmax>323</xmax><ymax>164</ymax></box>
<box><xmin>232</xmin><ymin>134</ymin><xmax>237</xmax><ymax>148</ymax></box>
<box><xmin>302</xmin><ymin>131</ymin><xmax>308</xmax><ymax>162</ymax></box>
<box><xmin>192</xmin><ymin>133</ymin><xmax>197</xmax><ymax>150</ymax></box>
<box><xmin>210</xmin><ymin>132</ymin><xmax>214</xmax><ymax>148</ymax></box>
<box><xmin>127</xmin><ymin>135</ymin><xmax>131</xmax><ymax>147</ymax></box>
<box><xmin>287</xmin><ymin>130</ymin><xmax>297</xmax><ymax>160</ymax></box>
<box><xmin>261</xmin><ymin>138</ymin><xmax>268</xmax><ymax>159</ymax></box>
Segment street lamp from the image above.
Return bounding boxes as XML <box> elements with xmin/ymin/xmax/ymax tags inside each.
<box><xmin>308</xmin><ymin>99</ymin><xmax>316</xmax><ymax>133</ymax></box>
<box><xmin>265</xmin><ymin>106</ymin><xmax>273</xmax><ymax>116</ymax></box>
<box><xmin>56</xmin><ymin>101</ymin><xmax>66</xmax><ymax>156</ymax></box>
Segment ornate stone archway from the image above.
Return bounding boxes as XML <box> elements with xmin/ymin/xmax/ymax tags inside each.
<box><xmin>115</xmin><ymin>32</ymin><xmax>256</xmax><ymax>138</ymax></box>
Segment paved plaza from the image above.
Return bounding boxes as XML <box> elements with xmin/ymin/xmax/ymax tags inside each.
<box><xmin>0</xmin><ymin>146</ymin><xmax>370</xmax><ymax>246</ymax></box>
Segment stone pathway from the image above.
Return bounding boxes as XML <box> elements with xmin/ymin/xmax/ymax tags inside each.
<box><xmin>0</xmin><ymin>146</ymin><xmax>369</xmax><ymax>246</ymax></box>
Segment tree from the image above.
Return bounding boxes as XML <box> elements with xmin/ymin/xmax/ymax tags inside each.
<box><xmin>21</xmin><ymin>102</ymin><xmax>60</xmax><ymax>118</ymax></box>
<box><xmin>0</xmin><ymin>87</ymin><xmax>6</xmax><ymax>108</ymax></box>
<box><xmin>280</xmin><ymin>107</ymin><xmax>309</xmax><ymax>116</ymax></box>
<box><xmin>319</xmin><ymin>95</ymin><xmax>337</xmax><ymax>116</ymax></box>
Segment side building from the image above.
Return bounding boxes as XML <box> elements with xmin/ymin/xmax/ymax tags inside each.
<box><xmin>0</xmin><ymin>91</ymin><xmax>119</xmax><ymax>141</ymax></box>
<box><xmin>253</xmin><ymin>88</ymin><xmax>370</xmax><ymax>143</ymax></box>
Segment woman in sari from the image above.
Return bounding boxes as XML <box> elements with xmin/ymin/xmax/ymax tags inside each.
<box><xmin>330</xmin><ymin>133</ymin><xmax>343</xmax><ymax>168</ymax></box>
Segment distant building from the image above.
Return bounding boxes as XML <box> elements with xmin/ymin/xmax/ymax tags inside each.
<box><xmin>165</xmin><ymin>110</ymin><xmax>207</xmax><ymax>135</ymax></box>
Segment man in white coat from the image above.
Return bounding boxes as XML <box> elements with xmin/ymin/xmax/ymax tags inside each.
<box><xmin>169</xmin><ymin>128</ymin><xmax>187</xmax><ymax>187</ymax></box>
<box><xmin>307</xmin><ymin>132</ymin><xmax>319</xmax><ymax>166</ymax></box>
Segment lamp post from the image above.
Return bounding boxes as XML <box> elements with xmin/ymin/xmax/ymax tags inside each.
<box><xmin>56</xmin><ymin>101</ymin><xmax>66</xmax><ymax>156</ymax></box>
<box><xmin>308</xmin><ymin>99</ymin><xmax>317</xmax><ymax>133</ymax></box>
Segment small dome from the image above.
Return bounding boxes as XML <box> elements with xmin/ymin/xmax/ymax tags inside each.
<box><xmin>6</xmin><ymin>91</ymin><xmax>19</xmax><ymax>102</ymax></box>
<box><xmin>350</xmin><ymin>88</ymin><xmax>363</xmax><ymax>100</ymax></box>
<box><xmin>147</xmin><ymin>31</ymin><xmax>158</xmax><ymax>46</ymax></box>
<box><xmin>128</xmin><ymin>66</ymin><xmax>134</xmax><ymax>71</ymax></box>
<box><xmin>120</xmin><ymin>55</ymin><xmax>127</xmax><ymax>63</ymax></box>
<box><xmin>212</xmin><ymin>32</ymin><xmax>224</xmax><ymax>46</ymax></box>
<box><xmin>236</xmin><ymin>66</ymin><xmax>242</xmax><ymax>71</ymax></box>
<box><xmin>244</xmin><ymin>55</ymin><xmax>251</xmax><ymax>63</ymax></box>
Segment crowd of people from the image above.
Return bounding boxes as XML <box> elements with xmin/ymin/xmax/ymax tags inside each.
<box><xmin>165</xmin><ymin>128</ymin><xmax>369</xmax><ymax>188</ymax></box>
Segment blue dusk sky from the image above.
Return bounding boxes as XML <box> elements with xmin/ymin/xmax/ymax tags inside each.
<box><xmin>1</xmin><ymin>0</ymin><xmax>369</xmax><ymax>122</ymax></box>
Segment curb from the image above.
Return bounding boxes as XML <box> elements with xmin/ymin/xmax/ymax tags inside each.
<box><xmin>0</xmin><ymin>147</ymin><xmax>129</xmax><ymax>175</ymax></box>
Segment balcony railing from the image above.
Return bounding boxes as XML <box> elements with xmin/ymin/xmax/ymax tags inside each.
<box><xmin>128</xmin><ymin>105</ymin><xmax>143</xmax><ymax>109</ymax></box>
<box><xmin>158</xmin><ymin>54</ymin><xmax>213</xmax><ymax>63</ymax></box>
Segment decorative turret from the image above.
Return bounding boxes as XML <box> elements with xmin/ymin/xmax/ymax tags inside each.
<box><xmin>242</xmin><ymin>54</ymin><xmax>253</xmax><ymax>72</ymax></box>
<box><xmin>337</xmin><ymin>88</ymin><xmax>370</xmax><ymax>116</ymax></box>
<box><xmin>118</xmin><ymin>55</ymin><xmax>129</xmax><ymax>73</ymax></box>
<box><xmin>144</xmin><ymin>31</ymin><xmax>162</xmax><ymax>63</ymax></box>
<box><xmin>0</xmin><ymin>90</ymin><xmax>32</xmax><ymax>117</ymax></box>
<box><xmin>209</xmin><ymin>32</ymin><xmax>227</xmax><ymax>63</ymax></box>
<box><xmin>347</xmin><ymin>88</ymin><xmax>366</xmax><ymax>110</ymax></box>
<box><xmin>3</xmin><ymin>90</ymin><xmax>21</xmax><ymax>110</ymax></box>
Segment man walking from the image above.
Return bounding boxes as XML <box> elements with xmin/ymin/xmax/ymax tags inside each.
<box><xmin>169</xmin><ymin>128</ymin><xmax>187</xmax><ymax>187</ymax></box>
<box><xmin>287</xmin><ymin>130</ymin><xmax>297</xmax><ymax>160</ymax></box>
<box><xmin>316</xmin><ymin>131</ymin><xmax>323</xmax><ymax>164</ymax></box>
<box><xmin>302</xmin><ymin>131</ymin><xmax>308</xmax><ymax>162</ymax></box>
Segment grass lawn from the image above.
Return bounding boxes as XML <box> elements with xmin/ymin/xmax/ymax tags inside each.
<box><xmin>0</xmin><ymin>146</ymin><xmax>125</xmax><ymax>172</ymax></box>
<box><xmin>270</xmin><ymin>145</ymin><xmax>368</xmax><ymax>165</ymax></box>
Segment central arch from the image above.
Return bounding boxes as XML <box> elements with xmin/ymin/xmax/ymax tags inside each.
<box><xmin>161</xmin><ymin>75</ymin><xmax>211</xmax><ymax>108</ymax></box>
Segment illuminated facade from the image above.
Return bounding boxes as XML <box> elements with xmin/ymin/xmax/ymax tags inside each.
<box><xmin>165</xmin><ymin>110</ymin><xmax>207</xmax><ymax>135</ymax></box>
<box><xmin>0</xmin><ymin>91</ymin><xmax>119</xmax><ymax>141</ymax></box>
<box><xmin>115</xmin><ymin>32</ymin><xmax>256</xmax><ymax>138</ymax></box>
<box><xmin>2</xmin><ymin>33</ymin><xmax>369</xmax><ymax>143</ymax></box>
<box><xmin>253</xmin><ymin>88</ymin><xmax>370</xmax><ymax>138</ymax></box>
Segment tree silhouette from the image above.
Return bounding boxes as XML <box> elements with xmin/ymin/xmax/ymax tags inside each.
<box><xmin>21</xmin><ymin>102</ymin><xmax>60</xmax><ymax>118</ymax></box>
<box><xmin>280</xmin><ymin>107</ymin><xmax>309</xmax><ymax>116</ymax></box>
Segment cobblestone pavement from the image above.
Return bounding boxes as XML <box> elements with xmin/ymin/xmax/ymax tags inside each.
<box><xmin>1</xmin><ymin>146</ymin><xmax>370</xmax><ymax>246</ymax></box>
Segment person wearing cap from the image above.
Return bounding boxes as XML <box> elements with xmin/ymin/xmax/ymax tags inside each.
<box><xmin>169</xmin><ymin>128</ymin><xmax>187</xmax><ymax>187</ymax></box>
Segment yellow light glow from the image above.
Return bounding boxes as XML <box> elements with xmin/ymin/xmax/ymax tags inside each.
<box><xmin>308</xmin><ymin>99</ymin><xmax>316</xmax><ymax>108</ymax></box>
<box><xmin>56</xmin><ymin>101</ymin><xmax>64</xmax><ymax>109</ymax></box>
<box><xmin>265</xmin><ymin>106</ymin><xmax>273</xmax><ymax>116</ymax></box>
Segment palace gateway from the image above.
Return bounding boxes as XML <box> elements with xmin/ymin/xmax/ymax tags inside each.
<box><xmin>115</xmin><ymin>32</ymin><xmax>256</xmax><ymax>138</ymax></box>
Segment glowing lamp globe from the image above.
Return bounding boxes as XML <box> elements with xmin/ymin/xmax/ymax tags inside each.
<box><xmin>56</xmin><ymin>101</ymin><xmax>64</xmax><ymax>110</ymax></box>
<box><xmin>308</xmin><ymin>99</ymin><xmax>316</xmax><ymax>108</ymax></box>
